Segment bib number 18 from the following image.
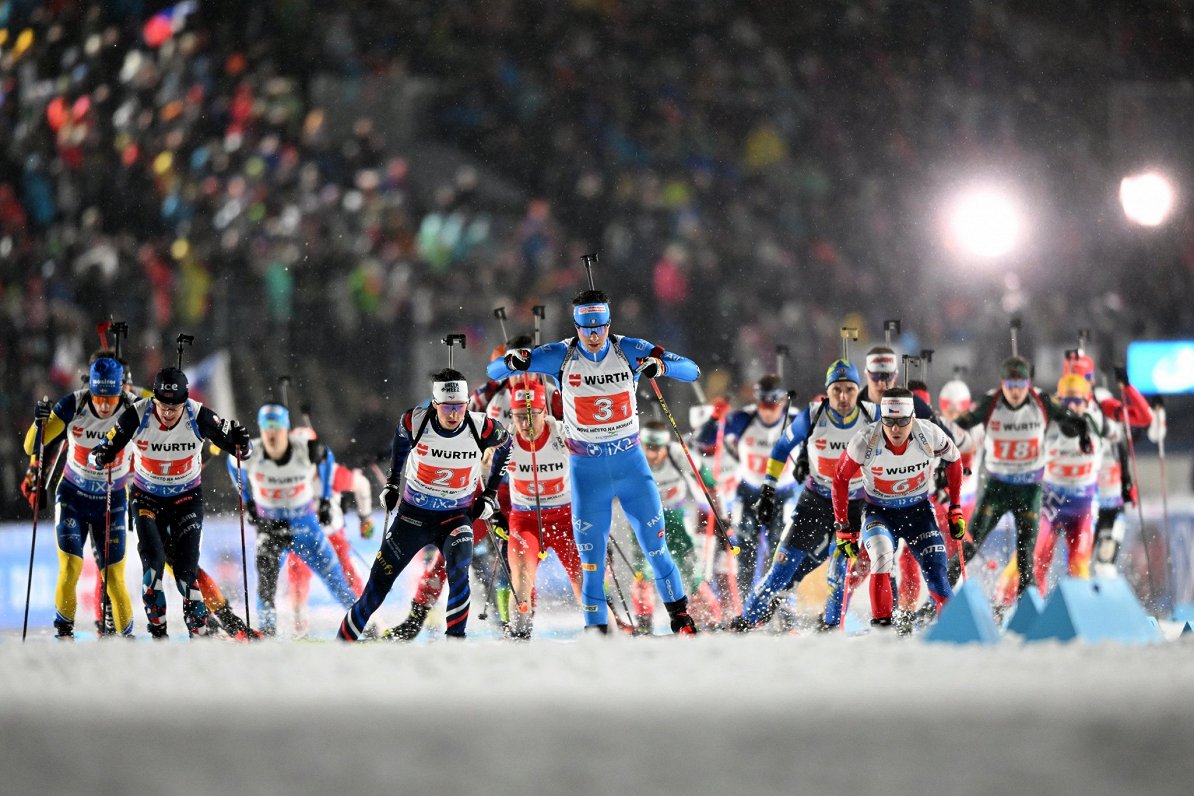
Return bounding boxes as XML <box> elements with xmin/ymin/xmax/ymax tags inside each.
<box><xmin>993</xmin><ymin>438</ymin><xmax>1039</xmax><ymax>462</ymax></box>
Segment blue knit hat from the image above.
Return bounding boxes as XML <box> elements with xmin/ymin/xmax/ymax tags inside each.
<box><xmin>258</xmin><ymin>403</ymin><xmax>290</xmax><ymax>430</ymax></box>
<box><xmin>89</xmin><ymin>358</ymin><xmax>124</xmax><ymax>397</ymax></box>
<box><xmin>825</xmin><ymin>359</ymin><xmax>861</xmax><ymax>388</ymax></box>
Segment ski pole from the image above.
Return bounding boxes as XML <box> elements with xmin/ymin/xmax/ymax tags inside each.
<box><xmin>478</xmin><ymin>549</ymin><xmax>495</xmax><ymax>622</ymax></box>
<box><xmin>1152</xmin><ymin>398</ymin><xmax>1173</xmax><ymax>573</ymax></box>
<box><xmin>521</xmin><ymin>403</ymin><xmax>549</xmax><ymax>563</ymax></box>
<box><xmin>1009</xmin><ymin>318</ymin><xmax>1021</xmax><ymax>358</ymax></box>
<box><xmin>702</xmin><ymin>405</ymin><xmax>727</xmax><ymax>583</ymax></box>
<box><xmin>1121</xmin><ymin>386</ymin><xmax>1158</xmax><ymax>612</ymax></box>
<box><xmin>609</xmin><ymin>536</ymin><xmax>640</xmax><ymax>581</ymax></box>
<box><xmin>485</xmin><ymin>518</ymin><xmax>521</xmax><ymax>611</ymax></box>
<box><xmin>40</xmin><ymin>438</ymin><xmax>66</xmax><ymax>496</ymax></box>
<box><xmin>532</xmin><ymin>304</ymin><xmax>546</xmax><ymax>379</ymax></box>
<box><xmin>884</xmin><ymin>319</ymin><xmax>901</xmax><ymax>348</ymax></box>
<box><xmin>644</xmin><ymin>376</ymin><xmax>739</xmax><ymax>556</ymax></box>
<box><xmin>21</xmin><ymin>401</ymin><xmax>49</xmax><ymax>643</ymax></box>
<box><xmin>838</xmin><ymin>553</ymin><xmax>855</xmax><ymax>635</ymax></box>
<box><xmin>176</xmin><ymin>333</ymin><xmax>194</xmax><ymax>369</ymax></box>
<box><xmin>605</xmin><ymin>547</ymin><xmax>633</xmax><ymax>629</ymax></box>
<box><xmin>234</xmin><ymin>451</ymin><xmax>254</xmax><ymax>636</ymax></box>
<box><xmin>100</xmin><ymin>460</ymin><xmax>113</xmax><ymax>634</ymax></box>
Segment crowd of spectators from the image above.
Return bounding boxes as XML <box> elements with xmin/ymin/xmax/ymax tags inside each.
<box><xmin>3</xmin><ymin>0</ymin><xmax>1193</xmax><ymax>517</ymax></box>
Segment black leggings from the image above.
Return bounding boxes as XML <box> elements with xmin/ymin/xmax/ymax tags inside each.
<box><xmin>132</xmin><ymin>488</ymin><xmax>209</xmax><ymax>635</ymax></box>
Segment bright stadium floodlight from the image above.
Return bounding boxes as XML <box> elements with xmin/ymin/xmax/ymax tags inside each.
<box><xmin>945</xmin><ymin>186</ymin><xmax>1022</xmax><ymax>259</ymax></box>
<box><xmin>1120</xmin><ymin>171</ymin><xmax>1175</xmax><ymax>227</ymax></box>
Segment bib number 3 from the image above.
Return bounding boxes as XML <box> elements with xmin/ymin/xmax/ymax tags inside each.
<box><xmin>574</xmin><ymin>393</ymin><xmax>632</xmax><ymax>426</ymax></box>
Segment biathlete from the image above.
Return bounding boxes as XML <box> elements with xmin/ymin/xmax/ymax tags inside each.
<box><xmin>697</xmin><ymin>374</ymin><xmax>799</xmax><ymax>601</ymax></box>
<box><xmin>286</xmin><ymin>461</ymin><xmax>373</xmax><ymax>635</ymax></box>
<box><xmin>1061</xmin><ymin>353</ymin><xmax>1151</xmax><ymax>577</ymax></box>
<box><xmin>499</xmin><ymin>379</ymin><xmax>583</xmax><ymax>639</ymax></box>
<box><xmin>89</xmin><ymin>367</ymin><xmax>252</xmax><ymax>638</ymax></box>
<box><xmin>21</xmin><ymin>357</ymin><xmax>136</xmax><ymax>638</ymax></box>
<box><xmin>735</xmin><ymin>359</ymin><xmax>876</xmax><ymax>631</ymax></box>
<box><xmin>1032</xmin><ymin>374</ymin><xmax>1109</xmax><ymax>591</ymax></box>
<box><xmin>831</xmin><ymin>388</ymin><xmax>966</xmax><ymax>628</ymax></box>
<box><xmin>229</xmin><ymin>402</ymin><xmax>357</xmax><ymax>636</ymax></box>
<box><xmin>489</xmin><ymin>289</ymin><xmax>701</xmax><ymax>634</ymax></box>
<box><xmin>951</xmin><ymin>356</ymin><xmax>1090</xmax><ymax>602</ymax></box>
<box><xmin>338</xmin><ymin>368</ymin><xmax>511</xmax><ymax>641</ymax></box>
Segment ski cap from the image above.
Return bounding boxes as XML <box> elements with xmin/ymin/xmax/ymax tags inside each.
<box><xmin>573</xmin><ymin>302</ymin><xmax>611</xmax><ymax>328</ymax></box>
<box><xmin>1057</xmin><ymin>373</ymin><xmax>1092</xmax><ymax>398</ymax></box>
<box><xmin>89</xmin><ymin>357</ymin><xmax>124</xmax><ymax>397</ymax></box>
<box><xmin>1001</xmin><ymin>356</ymin><xmax>1032</xmax><ymax>381</ymax></box>
<box><xmin>825</xmin><ymin>359</ymin><xmax>861</xmax><ymax>388</ymax></box>
<box><xmin>258</xmin><ymin>403</ymin><xmax>290</xmax><ymax>430</ymax></box>
<box><xmin>880</xmin><ymin>394</ymin><xmax>915</xmax><ymax>419</ymax></box>
<box><xmin>432</xmin><ymin>379</ymin><xmax>469</xmax><ymax>404</ymax></box>
<box><xmin>511</xmin><ymin>380</ymin><xmax>546</xmax><ymax>411</ymax></box>
<box><xmin>865</xmin><ymin>351</ymin><xmax>898</xmax><ymax>375</ymax></box>
<box><xmin>152</xmin><ymin>367</ymin><xmax>189</xmax><ymax>405</ymax></box>
<box><xmin>1063</xmin><ymin>352</ymin><xmax>1096</xmax><ymax>385</ymax></box>
<box><xmin>938</xmin><ymin>380</ymin><xmax>972</xmax><ymax>413</ymax></box>
<box><xmin>755</xmin><ymin>374</ymin><xmax>785</xmax><ymax>406</ymax></box>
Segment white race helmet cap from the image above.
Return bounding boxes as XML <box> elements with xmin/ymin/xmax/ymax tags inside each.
<box><xmin>939</xmin><ymin>379</ymin><xmax>972</xmax><ymax>411</ymax></box>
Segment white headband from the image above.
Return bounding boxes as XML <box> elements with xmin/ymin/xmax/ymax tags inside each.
<box><xmin>866</xmin><ymin>353</ymin><xmax>898</xmax><ymax>374</ymax></box>
<box><xmin>880</xmin><ymin>396</ymin><xmax>915</xmax><ymax>418</ymax></box>
<box><xmin>433</xmin><ymin>380</ymin><xmax>469</xmax><ymax>403</ymax></box>
<box><xmin>641</xmin><ymin>428</ymin><xmax>670</xmax><ymax>447</ymax></box>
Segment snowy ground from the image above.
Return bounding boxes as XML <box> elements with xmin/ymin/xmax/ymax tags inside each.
<box><xmin>4</xmin><ymin>617</ymin><xmax>1194</xmax><ymax>796</ymax></box>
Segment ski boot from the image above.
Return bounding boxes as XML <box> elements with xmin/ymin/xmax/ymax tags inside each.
<box><xmin>664</xmin><ymin>597</ymin><xmax>698</xmax><ymax>636</ymax></box>
<box><xmin>728</xmin><ymin>616</ymin><xmax>753</xmax><ymax>633</ymax></box>
<box><xmin>507</xmin><ymin>601</ymin><xmax>533</xmax><ymax>641</ymax></box>
<box><xmin>774</xmin><ymin>603</ymin><xmax>799</xmax><ymax>634</ymax></box>
<box><xmin>383</xmin><ymin>602</ymin><xmax>431</xmax><ymax>641</ymax></box>
<box><xmin>913</xmin><ymin>600</ymin><xmax>938</xmax><ymax>629</ymax></box>
<box><xmin>634</xmin><ymin>614</ymin><xmax>653</xmax><ymax>637</ymax></box>
<box><xmin>583</xmin><ymin>624</ymin><xmax>610</xmax><ymax>636</ymax></box>
<box><xmin>812</xmin><ymin>613</ymin><xmax>837</xmax><ymax>633</ymax></box>
<box><xmin>54</xmin><ymin>618</ymin><xmax>75</xmax><ymax>641</ymax></box>
<box><xmin>147</xmin><ymin>622</ymin><xmax>169</xmax><ymax>640</ymax></box>
<box><xmin>870</xmin><ymin>617</ymin><xmax>894</xmax><ymax>632</ymax></box>
<box><xmin>95</xmin><ymin>601</ymin><xmax>116</xmax><ymax>637</ymax></box>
